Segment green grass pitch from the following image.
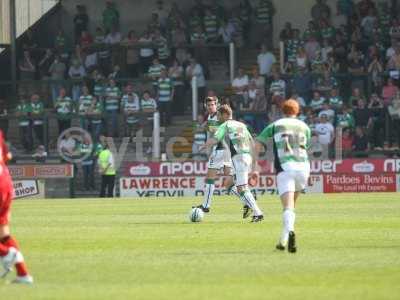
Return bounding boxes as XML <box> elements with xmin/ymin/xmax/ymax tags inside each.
<box><xmin>1</xmin><ymin>193</ymin><xmax>399</xmax><ymax>300</ymax></box>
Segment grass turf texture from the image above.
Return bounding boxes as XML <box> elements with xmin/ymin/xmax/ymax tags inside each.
<box><xmin>1</xmin><ymin>193</ymin><xmax>399</xmax><ymax>300</ymax></box>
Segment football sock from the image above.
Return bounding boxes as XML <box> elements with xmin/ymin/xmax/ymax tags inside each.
<box><xmin>202</xmin><ymin>179</ymin><xmax>215</xmax><ymax>209</ymax></box>
<box><xmin>1</xmin><ymin>236</ymin><xmax>29</xmax><ymax>276</ymax></box>
<box><xmin>281</xmin><ymin>209</ymin><xmax>296</xmax><ymax>245</ymax></box>
<box><xmin>228</xmin><ymin>185</ymin><xmax>245</xmax><ymax>205</ymax></box>
<box><xmin>240</xmin><ymin>190</ymin><xmax>263</xmax><ymax>216</ymax></box>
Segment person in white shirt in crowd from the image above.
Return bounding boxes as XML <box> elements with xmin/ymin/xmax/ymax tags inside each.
<box><xmin>257</xmin><ymin>44</ymin><xmax>276</xmax><ymax>78</ymax></box>
<box><xmin>386</xmin><ymin>39</ymin><xmax>399</xmax><ymax>61</ymax></box>
<box><xmin>315</xmin><ymin>114</ymin><xmax>335</xmax><ymax>158</ymax></box>
<box><xmin>68</xmin><ymin>58</ymin><xmax>86</xmax><ymax>102</ymax></box>
<box><xmin>232</xmin><ymin>67</ymin><xmax>249</xmax><ymax>103</ymax></box>
<box><xmin>186</xmin><ymin>58</ymin><xmax>206</xmax><ymax>108</ymax></box>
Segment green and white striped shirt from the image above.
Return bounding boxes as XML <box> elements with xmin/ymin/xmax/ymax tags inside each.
<box><xmin>79</xmin><ymin>95</ymin><xmax>93</xmax><ymax>114</ymax></box>
<box><xmin>104</xmin><ymin>86</ymin><xmax>121</xmax><ymax>111</ymax></box>
<box><xmin>257</xmin><ymin>117</ymin><xmax>311</xmax><ymax>173</ymax></box>
<box><xmin>204</xmin><ymin>14</ymin><xmax>218</xmax><ymax>40</ymax></box>
<box><xmin>157</xmin><ymin>77</ymin><xmax>174</xmax><ymax>102</ymax></box>
<box><xmin>214</xmin><ymin>119</ymin><xmax>253</xmax><ymax>156</ymax></box>
<box><xmin>256</xmin><ymin>0</ymin><xmax>274</xmax><ymax>24</ymax></box>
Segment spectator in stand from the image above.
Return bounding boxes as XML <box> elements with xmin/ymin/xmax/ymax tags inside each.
<box><xmin>388</xmin><ymin>96</ymin><xmax>400</xmax><ymax>149</ymax></box>
<box><xmin>389</xmin><ymin>18</ymin><xmax>400</xmax><ymax>40</ymax></box>
<box><xmin>38</xmin><ymin>49</ymin><xmax>54</xmax><ymax>79</ymax></box>
<box><xmin>294</xmin><ymin>47</ymin><xmax>308</xmax><ymax>71</ymax></box>
<box><xmin>98</xmin><ymin>140</ymin><xmax>116</xmax><ymax>198</ymax></box>
<box><xmin>368</xmin><ymin>94</ymin><xmax>386</xmax><ymax>150</ymax></box>
<box><xmin>357</xmin><ymin>0</ymin><xmax>375</xmax><ymax>18</ymax></box>
<box><xmin>157</xmin><ymin>69</ymin><xmax>174</xmax><ymax>126</ymax></box>
<box><xmin>382</xmin><ymin>78</ymin><xmax>399</xmax><ymax>106</ymax></box>
<box><xmin>353</xmin><ymin>99</ymin><xmax>371</xmax><ymax>129</ymax></box>
<box><xmin>186</xmin><ymin>58</ymin><xmax>206</xmax><ymax>109</ymax></box>
<box><xmin>30</xmin><ymin>94</ymin><xmax>45</xmax><ymax>146</ymax></box>
<box><xmin>0</xmin><ymin>99</ymin><xmax>9</xmax><ymax>138</ymax></box>
<box><xmin>292</xmin><ymin>67</ymin><xmax>313</xmax><ymax>102</ymax></box>
<box><xmin>336</xmin><ymin>105</ymin><xmax>355</xmax><ymax>130</ymax></box>
<box><xmin>318</xmin><ymin>101</ymin><xmax>335</xmax><ymax>124</ymax></box>
<box><xmin>310</xmin><ymin>91</ymin><xmax>326</xmax><ymax>113</ymax></box>
<box><xmin>68</xmin><ymin>58</ymin><xmax>86</xmax><ymax>102</ymax></box>
<box><xmin>108</xmin><ymin>64</ymin><xmax>122</xmax><ymax>81</ymax></box>
<box><xmin>153</xmin><ymin>29</ymin><xmax>170</xmax><ymax>66</ymax></box>
<box><xmin>279</xmin><ymin>22</ymin><xmax>293</xmax><ymax>43</ymax></box>
<box><xmin>93</xmin><ymin>27</ymin><xmax>110</xmax><ymax>75</ymax></box>
<box><xmin>149</xmin><ymin>13</ymin><xmax>162</xmax><ymax>33</ymax></box>
<box><xmin>269</xmin><ymin>72</ymin><xmax>286</xmax><ymax>105</ymax></box>
<box><xmin>320</xmin><ymin>39</ymin><xmax>333</xmax><ymax>63</ymax></box>
<box><xmin>54</xmin><ymin>29</ymin><xmax>69</xmax><ymax>61</ymax></box>
<box><xmin>190</xmin><ymin>25</ymin><xmax>208</xmax><ymax>75</ymax></box>
<box><xmin>78</xmin><ymin>85</ymin><xmax>93</xmax><ymax>130</ymax></box>
<box><xmin>386</xmin><ymin>39</ymin><xmax>398</xmax><ymax>61</ymax></box>
<box><xmin>315</xmin><ymin>114</ymin><xmax>335</xmax><ymax>157</ymax></box>
<box><xmin>387</xmin><ymin>46</ymin><xmax>400</xmax><ymax>71</ymax></box>
<box><xmin>153</xmin><ymin>0</ymin><xmax>169</xmax><ymax>31</ymax></box>
<box><xmin>348</xmin><ymin>48</ymin><xmax>366</xmax><ymax>91</ymax></box>
<box><xmin>49</xmin><ymin>55</ymin><xmax>66</xmax><ymax>103</ymax></box>
<box><xmin>248</xmin><ymin>81</ymin><xmax>267</xmax><ymax>132</ymax></box>
<box><xmin>341</xmin><ymin>128</ymin><xmax>353</xmax><ymax>158</ymax></box>
<box><xmin>349</xmin><ymin>87</ymin><xmax>366</xmax><ymax>107</ymax></box>
<box><xmin>169</xmin><ymin>58</ymin><xmax>185</xmax><ymax>115</ymax></box>
<box><xmin>148</xmin><ymin>57</ymin><xmax>166</xmax><ymax>91</ymax></box>
<box><xmin>361</xmin><ymin>8</ymin><xmax>377</xmax><ymax>39</ymax></box>
<box><xmin>55</xmin><ymin>88</ymin><xmax>74</xmax><ymax>135</ymax></box>
<box><xmin>352</xmin><ymin>126</ymin><xmax>369</xmax><ymax>157</ymax></box>
<box><xmin>304</xmin><ymin>36</ymin><xmax>320</xmax><ymax>63</ymax></box>
<box><xmin>170</xmin><ymin>24</ymin><xmax>187</xmax><ymax>60</ymax></box>
<box><xmin>16</xmin><ymin>96</ymin><xmax>33</xmax><ymax>152</ymax></box>
<box><xmin>92</xmin><ymin>70</ymin><xmax>106</xmax><ymax>99</ymax></box>
<box><xmin>79</xmin><ymin>30</ymin><xmax>93</xmax><ymax>58</ymax></box>
<box><xmin>203</xmin><ymin>8</ymin><xmax>219</xmax><ymax>42</ymax></box>
<box><xmin>192</xmin><ymin>114</ymin><xmax>207</xmax><ymax>160</ymax></box>
<box><xmin>253</xmin><ymin>0</ymin><xmax>275</xmax><ymax>46</ymax></box>
<box><xmin>311</xmin><ymin>0</ymin><xmax>331</xmax><ymax>23</ymax></box>
<box><xmin>139</xmin><ymin>30</ymin><xmax>155</xmax><ymax>74</ymax></box>
<box><xmin>32</xmin><ymin>145</ymin><xmax>47</xmax><ymax>163</ymax></box>
<box><xmin>121</xmin><ymin>87</ymin><xmax>140</xmax><ymax>140</ymax></box>
<box><xmin>88</xmin><ymin>96</ymin><xmax>103</xmax><ymax>142</ymax></box>
<box><xmin>102</xmin><ymin>1</ymin><xmax>120</xmax><ymax>33</ymax></box>
<box><xmin>19</xmin><ymin>51</ymin><xmax>35</xmax><ymax>80</ymax></box>
<box><xmin>79</xmin><ymin>134</ymin><xmax>95</xmax><ymax>190</ymax></box>
<box><xmin>104</xmin><ymin>26</ymin><xmax>122</xmax><ymax>67</ymax></box>
<box><xmin>257</xmin><ymin>44</ymin><xmax>276</xmax><ymax>78</ymax></box>
<box><xmin>73</xmin><ymin>5</ymin><xmax>89</xmax><ymax>44</ymax></box>
<box><xmin>320</xmin><ymin>19</ymin><xmax>336</xmax><ymax>41</ymax></box>
<box><xmin>250</xmin><ymin>67</ymin><xmax>266</xmax><ymax>91</ymax></box>
<box><xmin>141</xmin><ymin>90</ymin><xmax>158</xmax><ymax>118</ymax></box>
<box><xmin>328</xmin><ymin>88</ymin><xmax>343</xmax><ymax>109</ymax></box>
<box><xmin>313</xmin><ymin>69</ymin><xmax>338</xmax><ymax>95</ymax></box>
<box><xmin>232</xmin><ymin>67</ymin><xmax>249</xmax><ymax>104</ymax></box>
<box><xmin>104</xmin><ymin>79</ymin><xmax>121</xmax><ymax>137</ymax></box>
<box><xmin>368</xmin><ymin>52</ymin><xmax>384</xmax><ymax>93</ymax></box>
<box><xmin>123</xmin><ymin>30</ymin><xmax>140</xmax><ymax>78</ymax></box>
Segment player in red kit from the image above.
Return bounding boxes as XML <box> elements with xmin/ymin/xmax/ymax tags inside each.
<box><xmin>0</xmin><ymin>130</ymin><xmax>33</xmax><ymax>284</ymax></box>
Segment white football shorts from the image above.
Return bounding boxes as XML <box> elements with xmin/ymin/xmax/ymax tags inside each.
<box><xmin>232</xmin><ymin>153</ymin><xmax>252</xmax><ymax>186</ymax></box>
<box><xmin>276</xmin><ymin>169</ymin><xmax>310</xmax><ymax>196</ymax></box>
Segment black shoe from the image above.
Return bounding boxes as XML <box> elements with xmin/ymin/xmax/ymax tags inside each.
<box><xmin>288</xmin><ymin>231</ymin><xmax>297</xmax><ymax>253</ymax></box>
<box><xmin>275</xmin><ymin>243</ymin><xmax>285</xmax><ymax>251</ymax></box>
<box><xmin>242</xmin><ymin>205</ymin><xmax>252</xmax><ymax>219</ymax></box>
<box><xmin>251</xmin><ymin>215</ymin><xmax>264</xmax><ymax>223</ymax></box>
<box><xmin>193</xmin><ymin>205</ymin><xmax>210</xmax><ymax>213</ymax></box>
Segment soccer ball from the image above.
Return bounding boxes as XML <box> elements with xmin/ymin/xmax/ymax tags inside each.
<box><xmin>189</xmin><ymin>207</ymin><xmax>204</xmax><ymax>223</ymax></box>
